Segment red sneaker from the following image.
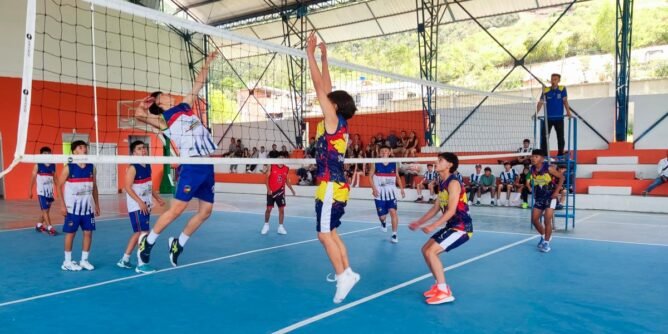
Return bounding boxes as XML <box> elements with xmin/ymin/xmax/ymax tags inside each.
<box><xmin>425</xmin><ymin>285</ymin><xmax>455</xmax><ymax>305</ymax></box>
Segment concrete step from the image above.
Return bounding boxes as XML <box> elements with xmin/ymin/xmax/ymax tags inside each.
<box><xmin>577</xmin><ymin>179</ymin><xmax>668</xmax><ymax>196</ymax></box>
<box><xmin>588</xmin><ymin>186</ymin><xmax>632</xmax><ymax>195</ymax></box>
<box><xmin>575</xmin><ymin>194</ymin><xmax>668</xmax><ymax>214</ymax></box>
<box><xmin>591</xmin><ymin>171</ymin><xmax>636</xmax><ymax>180</ymax></box>
<box><xmin>597</xmin><ymin>156</ymin><xmax>639</xmax><ymax>164</ymax></box>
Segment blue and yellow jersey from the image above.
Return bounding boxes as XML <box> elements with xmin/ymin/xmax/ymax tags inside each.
<box><xmin>315</xmin><ymin>114</ymin><xmax>349</xmax><ymax>183</ymax></box>
<box><xmin>529</xmin><ymin>163</ymin><xmax>555</xmax><ymax>198</ymax></box>
<box><xmin>541</xmin><ymin>85</ymin><xmax>567</xmax><ymax>120</ymax></box>
<box><xmin>438</xmin><ymin>174</ymin><xmax>472</xmax><ymax>232</ymax></box>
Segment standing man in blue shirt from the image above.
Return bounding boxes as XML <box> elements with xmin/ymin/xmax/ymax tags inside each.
<box><xmin>536</xmin><ymin>73</ymin><xmax>572</xmax><ymax>157</ymax></box>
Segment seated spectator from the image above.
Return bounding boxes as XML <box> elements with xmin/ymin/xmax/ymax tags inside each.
<box><xmin>496</xmin><ymin>162</ymin><xmax>518</xmax><ymax>206</ymax></box>
<box><xmin>478</xmin><ymin>167</ymin><xmax>497</xmax><ymax>206</ymax></box>
<box><xmin>404</xmin><ymin>131</ymin><xmax>419</xmax><ymax>157</ymax></box>
<box><xmin>270</xmin><ymin>144</ymin><xmax>279</xmax><ymax>156</ymax></box>
<box><xmin>500</xmin><ymin>138</ymin><xmax>532</xmax><ymax>167</ymax></box>
<box><xmin>642</xmin><ymin>150</ymin><xmax>668</xmax><ymax>197</ymax></box>
<box><xmin>517</xmin><ymin>166</ymin><xmax>531</xmax><ymax>208</ymax></box>
<box><xmin>467</xmin><ymin>164</ymin><xmax>484</xmax><ymax>204</ymax></box>
<box><xmin>224</xmin><ymin>137</ymin><xmax>236</xmax><ymax>157</ymax></box>
<box><xmin>258</xmin><ymin>146</ymin><xmax>268</xmax><ymax>173</ymax></box>
<box><xmin>391</xmin><ymin>130</ymin><xmax>406</xmax><ymax>156</ymax></box>
<box><xmin>306</xmin><ymin>137</ymin><xmax>316</xmax><ymax>158</ymax></box>
<box><xmin>350</xmin><ymin>144</ymin><xmax>365</xmax><ymax>187</ymax></box>
<box><xmin>280</xmin><ymin>145</ymin><xmax>289</xmax><ymax>156</ymax></box>
<box><xmin>400</xmin><ymin>162</ymin><xmax>421</xmax><ymax>189</ymax></box>
<box><xmin>555</xmin><ymin>164</ymin><xmax>574</xmax><ymax>210</ymax></box>
<box><xmin>246</xmin><ymin>147</ymin><xmax>258</xmax><ymax>173</ymax></box>
<box><xmin>415</xmin><ymin>164</ymin><xmax>438</xmax><ymax>203</ymax></box>
<box><xmin>297</xmin><ymin>164</ymin><xmax>317</xmax><ymax>185</ymax></box>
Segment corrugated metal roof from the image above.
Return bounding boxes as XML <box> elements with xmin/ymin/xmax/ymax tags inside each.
<box><xmin>173</xmin><ymin>0</ymin><xmax>587</xmax><ymax>47</ymax></box>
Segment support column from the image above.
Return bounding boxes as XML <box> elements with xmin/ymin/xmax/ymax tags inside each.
<box><xmin>615</xmin><ymin>0</ymin><xmax>634</xmax><ymax>142</ymax></box>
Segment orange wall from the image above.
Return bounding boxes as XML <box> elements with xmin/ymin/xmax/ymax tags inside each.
<box><xmin>305</xmin><ymin>110</ymin><xmax>425</xmax><ymax>147</ymax></box>
<box><xmin>1</xmin><ymin>76</ymin><xmax>166</xmax><ymax>200</ymax></box>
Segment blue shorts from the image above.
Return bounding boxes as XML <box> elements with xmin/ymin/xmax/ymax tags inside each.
<box><xmin>374</xmin><ymin>199</ymin><xmax>397</xmax><ymax>217</ymax></box>
<box><xmin>431</xmin><ymin>228</ymin><xmax>471</xmax><ymax>252</ymax></box>
<box><xmin>129</xmin><ymin>210</ymin><xmax>150</xmax><ymax>232</ymax></box>
<box><xmin>63</xmin><ymin>213</ymin><xmax>96</xmax><ymax>233</ymax></box>
<box><xmin>534</xmin><ymin>196</ymin><xmax>557</xmax><ymax>211</ymax></box>
<box><xmin>175</xmin><ymin>164</ymin><xmax>215</xmax><ymax>203</ymax></box>
<box><xmin>315</xmin><ymin>200</ymin><xmax>346</xmax><ymax>233</ymax></box>
<box><xmin>38</xmin><ymin>195</ymin><xmax>54</xmax><ymax>210</ymax></box>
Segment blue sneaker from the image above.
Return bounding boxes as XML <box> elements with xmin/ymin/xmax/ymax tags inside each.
<box><xmin>135</xmin><ymin>263</ymin><xmax>156</xmax><ymax>274</ymax></box>
<box><xmin>116</xmin><ymin>258</ymin><xmax>133</xmax><ymax>269</ymax></box>
<box><xmin>537</xmin><ymin>236</ymin><xmax>545</xmax><ymax>248</ymax></box>
<box><xmin>540</xmin><ymin>241</ymin><xmax>551</xmax><ymax>253</ymax></box>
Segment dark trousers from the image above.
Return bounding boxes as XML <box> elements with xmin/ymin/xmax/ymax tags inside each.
<box><xmin>521</xmin><ymin>186</ymin><xmax>531</xmax><ymax>203</ymax></box>
<box><xmin>540</xmin><ymin>119</ymin><xmax>565</xmax><ymax>156</ymax></box>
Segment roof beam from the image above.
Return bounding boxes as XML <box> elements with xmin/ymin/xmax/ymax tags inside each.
<box><xmin>174</xmin><ymin>0</ymin><xmax>219</xmax><ymax>14</ymax></box>
<box><xmin>210</xmin><ymin>0</ymin><xmax>334</xmax><ymax>26</ymax></box>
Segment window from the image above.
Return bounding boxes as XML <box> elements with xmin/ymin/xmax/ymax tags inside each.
<box><xmin>378</xmin><ymin>92</ymin><xmax>393</xmax><ymax>105</ymax></box>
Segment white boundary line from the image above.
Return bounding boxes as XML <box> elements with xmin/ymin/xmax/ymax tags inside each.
<box><xmin>0</xmin><ymin>210</ymin><xmax>197</xmax><ymax>233</ymax></box>
<box><xmin>0</xmin><ymin>226</ymin><xmax>377</xmax><ymax>308</ymax></box>
<box><xmin>272</xmin><ymin>235</ymin><xmax>539</xmax><ymax>334</ymax></box>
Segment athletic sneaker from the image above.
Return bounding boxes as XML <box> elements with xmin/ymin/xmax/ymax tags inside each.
<box><xmin>427</xmin><ymin>198</ymin><xmax>434</xmax><ymax>204</ymax></box>
<box><xmin>261</xmin><ymin>223</ymin><xmax>270</xmax><ymax>235</ymax></box>
<box><xmin>521</xmin><ymin>202</ymin><xmax>529</xmax><ymax>209</ymax></box>
<box><xmin>61</xmin><ymin>261</ymin><xmax>82</xmax><ymax>271</ymax></box>
<box><xmin>426</xmin><ymin>285</ymin><xmax>455</xmax><ymax>305</ymax></box>
<box><xmin>277</xmin><ymin>225</ymin><xmax>287</xmax><ymax>235</ymax></box>
<box><xmin>116</xmin><ymin>258</ymin><xmax>133</xmax><ymax>269</ymax></box>
<box><xmin>423</xmin><ymin>284</ymin><xmax>439</xmax><ymax>298</ymax></box>
<box><xmin>537</xmin><ymin>236</ymin><xmax>545</xmax><ymax>248</ymax></box>
<box><xmin>168</xmin><ymin>237</ymin><xmax>184</xmax><ymax>267</ymax></box>
<box><xmin>540</xmin><ymin>242</ymin><xmax>551</xmax><ymax>253</ymax></box>
<box><xmin>490</xmin><ymin>200</ymin><xmax>495</xmax><ymax>206</ymax></box>
<box><xmin>414</xmin><ymin>197</ymin><xmax>423</xmax><ymax>203</ymax></box>
<box><xmin>135</xmin><ymin>263</ymin><xmax>156</xmax><ymax>274</ymax></box>
<box><xmin>47</xmin><ymin>228</ymin><xmax>57</xmax><ymax>236</ymax></box>
<box><xmin>380</xmin><ymin>221</ymin><xmax>387</xmax><ymax>233</ymax></box>
<box><xmin>391</xmin><ymin>234</ymin><xmax>398</xmax><ymax>244</ymax></box>
<box><xmin>475</xmin><ymin>200</ymin><xmax>481</xmax><ymax>205</ymax></box>
<box><xmin>79</xmin><ymin>260</ymin><xmax>95</xmax><ymax>271</ymax></box>
<box><xmin>333</xmin><ymin>270</ymin><xmax>360</xmax><ymax>304</ymax></box>
<box><xmin>555</xmin><ymin>204</ymin><xmax>564</xmax><ymax>210</ymax></box>
<box><xmin>35</xmin><ymin>224</ymin><xmax>46</xmax><ymax>233</ymax></box>
<box><xmin>137</xmin><ymin>233</ymin><xmax>154</xmax><ymax>264</ymax></box>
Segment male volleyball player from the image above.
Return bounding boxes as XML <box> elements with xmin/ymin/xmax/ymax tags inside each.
<box><xmin>307</xmin><ymin>31</ymin><xmax>360</xmax><ymax>304</ymax></box>
<box><xmin>28</xmin><ymin>146</ymin><xmax>57</xmax><ymax>235</ymax></box>
<box><xmin>369</xmin><ymin>145</ymin><xmax>405</xmax><ymax>243</ymax></box>
<box><xmin>134</xmin><ymin>51</ymin><xmax>218</xmax><ymax>267</ymax></box>
<box><xmin>527</xmin><ymin>149</ymin><xmax>563</xmax><ymax>253</ymax></box>
<box><xmin>409</xmin><ymin>152</ymin><xmax>472</xmax><ymax>305</ymax></box>
<box><xmin>117</xmin><ymin>140</ymin><xmax>165</xmax><ymax>273</ymax></box>
<box><xmin>261</xmin><ymin>151</ymin><xmax>296</xmax><ymax>235</ymax></box>
<box><xmin>56</xmin><ymin>141</ymin><xmax>100</xmax><ymax>271</ymax></box>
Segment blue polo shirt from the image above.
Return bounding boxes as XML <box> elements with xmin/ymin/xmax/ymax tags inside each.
<box><xmin>541</xmin><ymin>85</ymin><xmax>567</xmax><ymax>120</ymax></box>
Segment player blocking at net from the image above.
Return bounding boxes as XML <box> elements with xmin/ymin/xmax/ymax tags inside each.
<box><xmin>307</xmin><ymin>31</ymin><xmax>360</xmax><ymax>304</ymax></box>
<box><xmin>134</xmin><ymin>51</ymin><xmax>218</xmax><ymax>268</ymax></box>
<box><xmin>409</xmin><ymin>153</ymin><xmax>473</xmax><ymax>304</ymax></box>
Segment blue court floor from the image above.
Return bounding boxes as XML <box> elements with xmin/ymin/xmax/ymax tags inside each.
<box><xmin>1</xmin><ymin>193</ymin><xmax>666</xmax><ymax>333</ymax></box>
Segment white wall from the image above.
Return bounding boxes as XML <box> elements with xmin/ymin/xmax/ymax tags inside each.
<box><xmin>632</xmin><ymin>94</ymin><xmax>668</xmax><ymax>150</ymax></box>
<box><xmin>0</xmin><ymin>0</ymin><xmax>29</xmax><ymax>77</ymax></box>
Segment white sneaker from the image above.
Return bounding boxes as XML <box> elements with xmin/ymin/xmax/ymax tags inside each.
<box><xmin>61</xmin><ymin>261</ymin><xmax>82</xmax><ymax>271</ymax></box>
<box><xmin>261</xmin><ymin>223</ymin><xmax>270</xmax><ymax>235</ymax></box>
<box><xmin>79</xmin><ymin>260</ymin><xmax>95</xmax><ymax>271</ymax></box>
<box><xmin>391</xmin><ymin>234</ymin><xmax>398</xmax><ymax>243</ymax></box>
<box><xmin>277</xmin><ymin>225</ymin><xmax>287</xmax><ymax>235</ymax></box>
<box><xmin>333</xmin><ymin>270</ymin><xmax>360</xmax><ymax>304</ymax></box>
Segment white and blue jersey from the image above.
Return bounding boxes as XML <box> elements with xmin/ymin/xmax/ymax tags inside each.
<box><xmin>162</xmin><ymin>103</ymin><xmax>216</xmax><ymax>204</ymax></box>
<box><xmin>373</xmin><ymin>162</ymin><xmax>398</xmax><ymax>217</ymax></box>
<box><xmin>500</xmin><ymin>169</ymin><xmax>518</xmax><ymax>184</ymax></box>
<box><xmin>36</xmin><ymin>164</ymin><xmax>55</xmax><ymax>198</ymax></box>
<box><xmin>469</xmin><ymin>172</ymin><xmax>483</xmax><ymax>186</ymax></box>
<box><xmin>162</xmin><ymin>103</ymin><xmax>217</xmax><ymax>157</ymax></box>
<box><xmin>423</xmin><ymin>170</ymin><xmax>437</xmax><ymax>183</ymax></box>
<box><xmin>63</xmin><ymin>163</ymin><xmax>96</xmax><ymax>233</ymax></box>
<box><xmin>126</xmin><ymin>164</ymin><xmax>152</xmax><ymax>213</ymax></box>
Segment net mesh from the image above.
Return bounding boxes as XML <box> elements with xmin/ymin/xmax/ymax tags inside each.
<box><xmin>12</xmin><ymin>0</ymin><xmax>537</xmax><ymax>174</ymax></box>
